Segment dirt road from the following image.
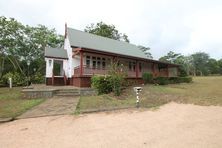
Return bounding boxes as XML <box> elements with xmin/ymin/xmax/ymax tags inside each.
<box><xmin>1</xmin><ymin>102</ymin><xmax>222</xmax><ymax>148</ymax></box>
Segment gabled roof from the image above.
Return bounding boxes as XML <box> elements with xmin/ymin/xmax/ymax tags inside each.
<box><xmin>45</xmin><ymin>47</ymin><xmax>68</xmax><ymax>59</ymax></box>
<box><xmin>67</xmin><ymin>27</ymin><xmax>148</xmax><ymax>59</ymax></box>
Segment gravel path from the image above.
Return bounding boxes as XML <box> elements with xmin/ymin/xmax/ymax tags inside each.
<box><xmin>1</xmin><ymin>102</ymin><xmax>222</xmax><ymax>148</ymax></box>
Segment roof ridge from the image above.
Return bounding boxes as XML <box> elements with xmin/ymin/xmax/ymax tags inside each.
<box><xmin>67</xmin><ymin>27</ymin><xmax>139</xmax><ymax>48</ymax></box>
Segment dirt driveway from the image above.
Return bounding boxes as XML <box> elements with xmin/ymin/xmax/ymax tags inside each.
<box><xmin>1</xmin><ymin>102</ymin><xmax>222</xmax><ymax>148</ymax></box>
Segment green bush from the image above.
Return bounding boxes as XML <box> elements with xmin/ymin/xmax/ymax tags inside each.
<box><xmin>168</xmin><ymin>77</ymin><xmax>181</xmax><ymax>83</ymax></box>
<box><xmin>2</xmin><ymin>72</ymin><xmax>26</xmax><ymax>86</ymax></box>
<box><xmin>31</xmin><ymin>72</ymin><xmax>45</xmax><ymax>84</ymax></box>
<box><xmin>179</xmin><ymin>77</ymin><xmax>192</xmax><ymax>83</ymax></box>
<box><xmin>142</xmin><ymin>72</ymin><xmax>153</xmax><ymax>84</ymax></box>
<box><xmin>154</xmin><ymin>77</ymin><xmax>169</xmax><ymax>85</ymax></box>
<box><xmin>110</xmin><ymin>74</ymin><xmax>124</xmax><ymax>96</ymax></box>
<box><xmin>91</xmin><ymin>75</ymin><xmax>112</xmax><ymax>95</ymax></box>
<box><xmin>168</xmin><ymin>77</ymin><xmax>192</xmax><ymax>84</ymax></box>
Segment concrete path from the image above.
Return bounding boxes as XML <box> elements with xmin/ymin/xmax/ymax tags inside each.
<box><xmin>17</xmin><ymin>96</ymin><xmax>79</xmax><ymax>119</ymax></box>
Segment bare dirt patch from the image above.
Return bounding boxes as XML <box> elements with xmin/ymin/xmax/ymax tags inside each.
<box><xmin>1</xmin><ymin>102</ymin><xmax>222</xmax><ymax>148</ymax></box>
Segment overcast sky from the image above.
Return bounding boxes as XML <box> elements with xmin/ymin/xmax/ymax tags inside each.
<box><xmin>1</xmin><ymin>0</ymin><xmax>222</xmax><ymax>60</ymax></box>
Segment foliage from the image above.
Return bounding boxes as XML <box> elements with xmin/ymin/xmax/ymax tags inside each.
<box><xmin>2</xmin><ymin>72</ymin><xmax>25</xmax><ymax>86</ymax></box>
<box><xmin>31</xmin><ymin>71</ymin><xmax>45</xmax><ymax>84</ymax></box>
<box><xmin>91</xmin><ymin>62</ymin><xmax>126</xmax><ymax>96</ymax></box>
<box><xmin>191</xmin><ymin>52</ymin><xmax>210</xmax><ymax>76</ymax></box>
<box><xmin>84</xmin><ymin>21</ymin><xmax>130</xmax><ymax>42</ymax></box>
<box><xmin>91</xmin><ymin>75</ymin><xmax>112</xmax><ymax>95</ymax></box>
<box><xmin>159</xmin><ymin>51</ymin><xmax>222</xmax><ymax>76</ymax></box>
<box><xmin>142</xmin><ymin>72</ymin><xmax>153</xmax><ymax>84</ymax></box>
<box><xmin>159</xmin><ymin>51</ymin><xmax>182</xmax><ymax>63</ymax></box>
<box><xmin>108</xmin><ymin>62</ymin><xmax>126</xmax><ymax>96</ymax></box>
<box><xmin>0</xmin><ymin>16</ymin><xmax>63</xmax><ymax>84</ymax></box>
<box><xmin>154</xmin><ymin>77</ymin><xmax>169</xmax><ymax>85</ymax></box>
<box><xmin>168</xmin><ymin>77</ymin><xmax>192</xmax><ymax>83</ymax></box>
<box><xmin>137</xmin><ymin>45</ymin><xmax>153</xmax><ymax>59</ymax></box>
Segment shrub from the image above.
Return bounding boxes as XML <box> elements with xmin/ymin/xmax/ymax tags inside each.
<box><xmin>91</xmin><ymin>62</ymin><xmax>126</xmax><ymax>96</ymax></box>
<box><xmin>169</xmin><ymin>77</ymin><xmax>192</xmax><ymax>84</ymax></box>
<box><xmin>142</xmin><ymin>72</ymin><xmax>153</xmax><ymax>84</ymax></box>
<box><xmin>91</xmin><ymin>75</ymin><xmax>112</xmax><ymax>95</ymax></box>
<box><xmin>179</xmin><ymin>77</ymin><xmax>192</xmax><ymax>83</ymax></box>
<box><xmin>2</xmin><ymin>72</ymin><xmax>26</xmax><ymax>86</ymax></box>
<box><xmin>108</xmin><ymin>62</ymin><xmax>126</xmax><ymax>96</ymax></box>
<box><xmin>31</xmin><ymin>72</ymin><xmax>45</xmax><ymax>84</ymax></box>
<box><xmin>154</xmin><ymin>77</ymin><xmax>169</xmax><ymax>85</ymax></box>
<box><xmin>168</xmin><ymin>77</ymin><xmax>181</xmax><ymax>83</ymax></box>
<box><xmin>110</xmin><ymin>74</ymin><xmax>124</xmax><ymax>96</ymax></box>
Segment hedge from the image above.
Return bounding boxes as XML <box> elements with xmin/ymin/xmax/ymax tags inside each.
<box><xmin>154</xmin><ymin>76</ymin><xmax>192</xmax><ymax>85</ymax></box>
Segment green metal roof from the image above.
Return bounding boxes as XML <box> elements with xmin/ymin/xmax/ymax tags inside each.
<box><xmin>45</xmin><ymin>47</ymin><xmax>68</xmax><ymax>59</ymax></box>
<box><xmin>67</xmin><ymin>27</ymin><xmax>148</xmax><ymax>59</ymax></box>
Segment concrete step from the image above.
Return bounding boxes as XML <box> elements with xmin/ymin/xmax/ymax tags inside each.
<box><xmin>55</xmin><ymin>92</ymin><xmax>80</xmax><ymax>96</ymax></box>
<box><xmin>55</xmin><ymin>89</ymin><xmax>80</xmax><ymax>97</ymax></box>
<box><xmin>57</xmin><ymin>89</ymin><xmax>79</xmax><ymax>93</ymax></box>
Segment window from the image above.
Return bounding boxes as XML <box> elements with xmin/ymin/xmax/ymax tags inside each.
<box><xmin>102</xmin><ymin>58</ymin><xmax>106</xmax><ymax>69</ymax></box>
<box><xmin>133</xmin><ymin>62</ymin><xmax>136</xmax><ymax>72</ymax></box>
<box><xmin>129</xmin><ymin>62</ymin><xmax>132</xmax><ymax>71</ymax></box>
<box><xmin>86</xmin><ymin>56</ymin><xmax>90</xmax><ymax>68</ymax></box>
<box><xmin>49</xmin><ymin>59</ymin><xmax>52</xmax><ymax>67</ymax></box>
<box><xmin>92</xmin><ymin>57</ymin><xmax>96</xmax><ymax>69</ymax></box>
<box><xmin>97</xmin><ymin>57</ymin><xmax>101</xmax><ymax>69</ymax></box>
<box><xmin>139</xmin><ymin>63</ymin><xmax>142</xmax><ymax>72</ymax></box>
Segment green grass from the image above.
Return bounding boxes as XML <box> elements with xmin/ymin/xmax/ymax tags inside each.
<box><xmin>0</xmin><ymin>87</ymin><xmax>44</xmax><ymax>118</ymax></box>
<box><xmin>76</xmin><ymin>76</ymin><xmax>222</xmax><ymax>113</ymax></box>
<box><xmin>142</xmin><ymin>76</ymin><xmax>222</xmax><ymax>106</ymax></box>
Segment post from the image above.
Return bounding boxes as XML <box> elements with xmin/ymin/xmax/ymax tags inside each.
<box><xmin>166</xmin><ymin>65</ymin><xmax>169</xmax><ymax>77</ymax></box>
<box><xmin>136</xmin><ymin>60</ymin><xmax>138</xmax><ymax>78</ymax></box>
<box><xmin>27</xmin><ymin>60</ymin><xmax>30</xmax><ymax>86</ymax></box>
<box><xmin>52</xmin><ymin>69</ymin><xmax>54</xmax><ymax>85</ymax></box>
<box><xmin>80</xmin><ymin>50</ymin><xmax>83</xmax><ymax>76</ymax></box>
<box><xmin>9</xmin><ymin>77</ymin><xmax>12</xmax><ymax>89</ymax></box>
<box><xmin>134</xmin><ymin>87</ymin><xmax>142</xmax><ymax>108</ymax></box>
<box><xmin>152</xmin><ymin>63</ymin><xmax>155</xmax><ymax>77</ymax></box>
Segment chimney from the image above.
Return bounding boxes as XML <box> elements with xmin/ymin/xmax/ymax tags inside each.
<box><xmin>64</xmin><ymin>22</ymin><xmax>67</xmax><ymax>39</ymax></box>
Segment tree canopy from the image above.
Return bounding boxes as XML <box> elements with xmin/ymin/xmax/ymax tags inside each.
<box><xmin>84</xmin><ymin>22</ymin><xmax>130</xmax><ymax>42</ymax></box>
<box><xmin>137</xmin><ymin>45</ymin><xmax>153</xmax><ymax>59</ymax></box>
<box><xmin>0</xmin><ymin>16</ymin><xmax>63</xmax><ymax>84</ymax></box>
<box><xmin>159</xmin><ymin>51</ymin><xmax>222</xmax><ymax>76</ymax></box>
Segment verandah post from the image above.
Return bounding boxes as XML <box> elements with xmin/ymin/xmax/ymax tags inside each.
<box><xmin>80</xmin><ymin>50</ymin><xmax>83</xmax><ymax>76</ymax></box>
<box><xmin>136</xmin><ymin>60</ymin><xmax>138</xmax><ymax>78</ymax></box>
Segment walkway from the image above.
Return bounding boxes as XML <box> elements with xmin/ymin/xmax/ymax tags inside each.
<box><xmin>17</xmin><ymin>96</ymin><xmax>79</xmax><ymax>119</ymax></box>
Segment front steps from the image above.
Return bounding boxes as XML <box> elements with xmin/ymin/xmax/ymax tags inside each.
<box><xmin>55</xmin><ymin>89</ymin><xmax>80</xmax><ymax>97</ymax></box>
<box><xmin>22</xmin><ymin>87</ymin><xmax>96</xmax><ymax>99</ymax></box>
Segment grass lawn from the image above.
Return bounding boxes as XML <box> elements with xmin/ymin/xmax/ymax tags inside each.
<box><xmin>0</xmin><ymin>87</ymin><xmax>44</xmax><ymax>118</ymax></box>
<box><xmin>77</xmin><ymin>76</ymin><xmax>222</xmax><ymax>113</ymax></box>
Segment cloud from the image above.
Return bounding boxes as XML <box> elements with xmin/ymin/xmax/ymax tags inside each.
<box><xmin>0</xmin><ymin>0</ymin><xmax>222</xmax><ymax>59</ymax></box>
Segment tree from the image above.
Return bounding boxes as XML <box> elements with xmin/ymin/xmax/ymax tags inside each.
<box><xmin>218</xmin><ymin>59</ymin><xmax>222</xmax><ymax>75</ymax></box>
<box><xmin>159</xmin><ymin>51</ymin><xmax>193</xmax><ymax>76</ymax></box>
<box><xmin>191</xmin><ymin>52</ymin><xmax>210</xmax><ymax>76</ymax></box>
<box><xmin>159</xmin><ymin>51</ymin><xmax>182</xmax><ymax>63</ymax></box>
<box><xmin>0</xmin><ymin>16</ymin><xmax>63</xmax><ymax>84</ymax></box>
<box><xmin>0</xmin><ymin>16</ymin><xmax>25</xmax><ymax>77</ymax></box>
<box><xmin>84</xmin><ymin>22</ymin><xmax>130</xmax><ymax>42</ymax></box>
<box><xmin>137</xmin><ymin>45</ymin><xmax>153</xmax><ymax>59</ymax></box>
<box><xmin>207</xmin><ymin>58</ymin><xmax>219</xmax><ymax>74</ymax></box>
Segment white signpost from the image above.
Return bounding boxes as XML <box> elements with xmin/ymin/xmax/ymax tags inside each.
<box><xmin>134</xmin><ymin>87</ymin><xmax>142</xmax><ymax>108</ymax></box>
<box><xmin>9</xmin><ymin>77</ymin><xmax>12</xmax><ymax>89</ymax></box>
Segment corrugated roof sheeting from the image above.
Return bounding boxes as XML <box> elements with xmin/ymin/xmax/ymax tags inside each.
<box><xmin>67</xmin><ymin>28</ymin><xmax>148</xmax><ymax>59</ymax></box>
<box><xmin>45</xmin><ymin>47</ymin><xmax>68</xmax><ymax>59</ymax></box>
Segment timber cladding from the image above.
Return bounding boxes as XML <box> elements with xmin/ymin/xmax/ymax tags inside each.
<box><xmin>72</xmin><ymin>76</ymin><xmax>91</xmax><ymax>87</ymax></box>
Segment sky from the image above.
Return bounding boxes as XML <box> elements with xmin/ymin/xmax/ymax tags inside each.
<box><xmin>1</xmin><ymin>0</ymin><xmax>222</xmax><ymax>60</ymax></box>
